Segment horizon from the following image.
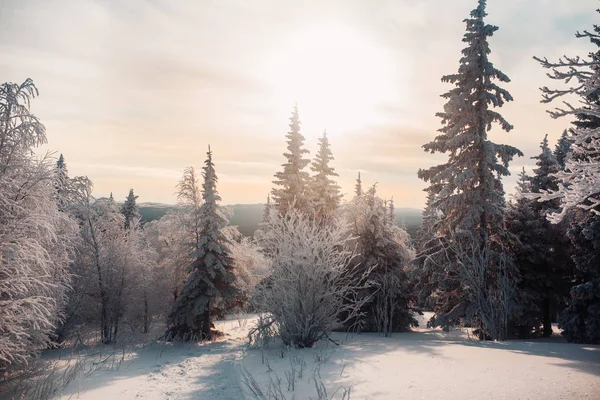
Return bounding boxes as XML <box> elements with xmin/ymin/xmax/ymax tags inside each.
<box><xmin>1</xmin><ymin>0</ymin><xmax>595</xmax><ymax>209</ymax></box>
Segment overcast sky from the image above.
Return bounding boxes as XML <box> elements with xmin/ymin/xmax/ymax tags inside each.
<box><xmin>0</xmin><ymin>0</ymin><xmax>596</xmax><ymax>208</ymax></box>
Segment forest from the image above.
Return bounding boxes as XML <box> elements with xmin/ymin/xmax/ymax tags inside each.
<box><xmin>0</xmin><ymin>0</ymin><xmax>599</xmax><ymax>399</ymax></box>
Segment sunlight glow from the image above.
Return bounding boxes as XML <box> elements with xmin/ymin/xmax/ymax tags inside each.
<box><xmin>263</xmin><ymin>23</ymin><xmax>400</xmax><ymax>137</ymax></box>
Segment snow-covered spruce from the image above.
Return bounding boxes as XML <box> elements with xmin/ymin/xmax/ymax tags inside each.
<box><xmin>533</xmin><ymin>13</ymin><xmax>600</xmax><ymax>222</ymax></box>
<box><xmin>164</xmin><ymin>147</ymin><xmax>239</xmax><ymax>341</ymax></box>
<box><xmin>308</xmin><ymin>130</ymin><xmax>342</xmax><ymax>224</ymax></box>
<box><xmin>271</xmin><ymin>105</ymin><xmax>311</xmax><ymax>216</ymax></box>
<box><xmin>416</xmin><ymin>0</ymin><xmax>522</xmax><ymax>339</ymax></box>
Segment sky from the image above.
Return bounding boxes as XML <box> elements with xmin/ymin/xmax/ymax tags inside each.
<box><xmin>0</xmin><ymin>0</ymin><xmax>596</xmax><ymax>208</ymax></box>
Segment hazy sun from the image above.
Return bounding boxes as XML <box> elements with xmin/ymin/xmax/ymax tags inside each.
<box><xmin>264</xmin><ymin>23</ymin><xmax>398</xmax><ymax>137</ymax></box>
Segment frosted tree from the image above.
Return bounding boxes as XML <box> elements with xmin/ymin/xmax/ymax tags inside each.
<box><xmin>554</xmin><ymin>130</ymin><xmax>572</xmax><ymax>170</ymax></box>
<box><xmin>121</xmin><ymin>188</ymin><xmax>140</xmax><ymax>230</ymax></box>
<box><xmin>54</xmin><ymin>153</ymin><xmax>70</xmax><ymax>210</ymax></box>
<box><xmin>534</xmin><ymin>12</ymin><xmax>600</xmax><ymax>343</ymax></box>
<box><xmin>343</xmin><ymin>185</ymin><xmax>417</xmax><ymax>334</ymax></box>
<box><xmin>0</xmin><ymin>79</ymin><xmax>77</xmax><ymax>368</ymax></box>
<box><xmin>271</xmin><ymin>105</ymin><xmax>311</xmax><ymax>215</ymax></box>
<box><xmin>262</xmin><ymin>194</ymin><xmax>272</xmax><ymax>224</ymax></box>
<box><xmin>534</xmin><ymin>16</ymin><xmax>600</xmax><ymax>221</ymax></box>
<box><xmin>165</xmin><ymin>147</ymin><xmax>239</xmax><ymax>340</ymax></box>
<box><xmin>514</xmin><ymin>167</ymin><xmax>530</xmax><ymax>197</ymax></box>
<box><xmin>388</xmin><ymin>197</ymin><xmax>395</xmax><ymax>225</ymax></box>
<box><xmin>417</xmin><ymin>0</ymin><xmax>522</xmax><ymax>338</ymax></box>
<box><xmin>254</xmin><ymin>209</ymin><xmax>373</xmax><ymax>347</ymax></box>
<box><xmin>309</xmin><ymin>130</ymin><xmax>342</xmax><ymax>222</ymax></box>
<box><xmin>354</xmin><ymin>171</ymin><xmax>363</xmax><ymax>197</ymax></box>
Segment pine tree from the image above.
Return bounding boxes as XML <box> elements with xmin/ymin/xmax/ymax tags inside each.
<box><xmin>354</xmin><ymin>172</ymin><xmax>363</xmax><ymax>197</ymax></box>
<box><xmin>388</xmin><ymin>197</ymin><xmax>395</xmax><ymax>226</ymax></box>
<box><xmin>554</xmin><ymin>130</ymin><xmax>571</xmax><ymax>170</ymax></box>
<box><xmin>165</xmin><ymin>147</ymin><xmax>239</xmax><ymax>340</ymax></box>
<box><xmin>309</xmin><ymin>130</ymin><xmax>342</xmax><ymax>222</ymax></box>
<box><xmin>272</xmin><ymin>105</ymin><xmax>311</xmax><ymax>215</ymax></box>
<box><xmin>121</xmin><ymin>189</ymin><xmax>140</xmax><ymax>230</ymax></box>
<box><xmin>417</xmin><ymin>0</ymin><xmax>522</xmax><ymax>339</ymax></box>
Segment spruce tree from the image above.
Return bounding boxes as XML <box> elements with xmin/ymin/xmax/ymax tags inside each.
<box><xmin>554</xmin><ymin>130</ymin><xmax>571</xmax><ymax>170</ymax></box>
<box><xmin>121</xmin><ymin>189</ymin><xmax>140</xmax><ymax>230</ymax></box>
<box><xmin>262</xmin><ymin>194</ymin><xmax>272</xmax><ymax>223</ymax></box>
<box><xmin>535</xmin><ymin>11</ymin><xmax>600</xmax><ymax>342</ymax></box>
<box><xmin>309</xmin><ymin>130</ymin><xmax>342</xmax><ymax>222</ymax></box>
<box><xmin>55</xmin><ymin>153</ymin><xmax>70</xmax><ymax>211</ymax></box>
<box><xmin>506</xmin><ymin>137</ymin><xmax>571</xmax><ymax>337</ymax></box>
<box><xmin>165</xmin><ymin>147</ymin><xmax>239</xmax><ymax>340</ymax></box>
<box><xmin>417</xmin><ymin>0</ymin><xmax>522</xmax><ymax>338</ymax></box>
<box><xmin>515</xmin><ymin>167</ymin><xmax>530</xmax><ymax>197</ymax></box>
<box><xmin>388</xmin><ymin>197</ymin><xmax>395</xmax><ymax>226</ymax></box>
<box><xmin>271</xmin><ymin>105</ymin><xmax>311</xmax><ymax>215</ymax></box>
<box><xmin>354</xmin><ymin>172</ymin><xmax>363</xmax><ymax>197</ymax></box>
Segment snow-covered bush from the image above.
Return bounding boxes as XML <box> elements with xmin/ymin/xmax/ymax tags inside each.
<box><xmin>255</xmin><ymin>209</ymin><xmax>372</xmax><ymax>348</ymax></box>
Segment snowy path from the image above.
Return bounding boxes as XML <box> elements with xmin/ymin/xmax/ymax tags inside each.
<box><xmin>57</xmin><ymin>320</ymin><xmax>249</xmax><ymax>400</ymax></box>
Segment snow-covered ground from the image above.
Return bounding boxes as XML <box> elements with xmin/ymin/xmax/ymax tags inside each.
<box><xmin>50</xmin><ymin>313</ymin><xmax>599</xmax><ymax>399</ymax></box>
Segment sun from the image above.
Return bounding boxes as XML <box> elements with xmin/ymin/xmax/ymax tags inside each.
<box><xmin>263</xmin><ymin>23</ymin><xmax>399</xmax><ymax>137</ymax></box>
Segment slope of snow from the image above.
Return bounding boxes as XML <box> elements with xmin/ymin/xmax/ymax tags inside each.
<box><xmin>52</xmin><ymin>313</ymin><xmax>600</xmax><ymax>400</ymax></box>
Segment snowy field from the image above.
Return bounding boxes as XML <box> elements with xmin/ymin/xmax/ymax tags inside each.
<box><xmin>47</xmin><ymin>313</ymin><xmax>600</xmax><ymax>400</ymax></box>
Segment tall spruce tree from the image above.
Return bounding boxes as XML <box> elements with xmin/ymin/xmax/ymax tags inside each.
<box><xmin>417</xmin><ymin>0</ymin><xmax>522</xmax><ymax>339</ymax></box>
<box><xmin>165</xmin><ymin>147</ymin><xmax>238</xmax><ymax>340</ymax></box>
<box><xmin>121</xmin><ymin>189</ymin><xmax>140</xmax><ymax>230</ymax></box>
<box><xmin>309</xmin><ymin>130</ymin><xmax>342</xmax><ymax>222</ymax></box>
<box><xmin>272</xmin><ymin>105</ymin><xmax>311</xmax><ymax>215</ymax></box>
<box><xmin>535</xmin><ymin>10</ymin><xmax>600</xmax><ymax>342</ymax></box>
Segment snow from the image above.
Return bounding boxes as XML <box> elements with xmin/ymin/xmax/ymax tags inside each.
<box><xmin>52</xmin><ymin>313</ymin><xmax>600</xmax><ymax>399</ymax></box>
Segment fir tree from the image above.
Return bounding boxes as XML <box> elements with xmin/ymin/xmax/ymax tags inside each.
<box><xmin>165</xmin><ymin>146</ymin><xmax>239</xmax><ymax>340</ymax></box>
<box><xmin>121</xmin><ymin>189</ymin><xmax>140</xmax><ymax>230</ymax></box>
<box><xmin>388</xmin><ymin>197</ymin><xmax>395</xmax><ymax>226</ymax></box>
<box><xmin>417</xmin><ymin>0</ymin><xmax>522</xmax><ymax>339</ymax></box>
<box><xmin>354</xmin><ymin>172</ymin><xmax>363</xmax><ymax>197</ymax></box>
<box><xmin>554</xmin><ymin>130</ymin><xmax>571</xmax><ymax>170</ymax></box>
<box><xmin>271</xmin><ymin>105</ymin><xmax>311</xmax><ymax>215</ymax></box>
<box><xmin>309</xmin><ymin>130</ymin><xmax>342</xmax><ymax>222</ymax></box>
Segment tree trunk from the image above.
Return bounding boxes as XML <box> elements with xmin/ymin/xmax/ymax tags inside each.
<box><xmin>201</xmin><ymin>301</ymin><xmax>212</xmax><ymax>340</ymax></box>
<box><xmin>542</xmin><ymin>298</ymin><xmax>552</xmax><ymax>337</ymax></box>
<box><xmin>143</xmin><ymin>293</ymin><xmax>149</xmax><ymax>334</ymax></box>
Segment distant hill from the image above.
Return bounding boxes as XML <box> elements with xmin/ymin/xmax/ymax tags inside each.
<box><xmin>138</xmin><ymin>203</ymin><xmax>423</xmax><ymax>239</ymax></box>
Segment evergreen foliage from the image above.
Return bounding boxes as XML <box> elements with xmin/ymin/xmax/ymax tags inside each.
<box><xmin>417</xmin><ymin>0</ymin><xmax>522</xmax><ymax>338</ymax></box>
<box><xmin>121</xmin><ymin>188</ymin><xmax>140</xmax><ymax>230</ymax></box>
<box><xmin>309</xmin><ymin>130</ymin><xmax>342</xmax><ymax>222</ymax></box>
<box><xmin>165</xmin><ymin>147</ymin><xmax>239</xmax><ymax>340</ymax></box>
<box><xmin>271</xmin><ymin>105</ymin><xmax>311</xmax><ymax>215</ymax></box>
<box><xmin>535</xmin><ymin>7</ymin><xmax>600</xmax><ymax>343</ymax></box>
